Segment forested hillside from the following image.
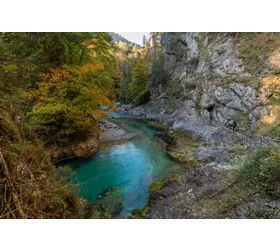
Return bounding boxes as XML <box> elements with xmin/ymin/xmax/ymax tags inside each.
<box><xmin>0</xmin><ymin>32</ymin><xmax>118</xmax><ymax>218</ymax></box>
<box><xmin>109</xmin><ymin>32</ymin><xmax>142</xmax><ymax>48</ymax></box>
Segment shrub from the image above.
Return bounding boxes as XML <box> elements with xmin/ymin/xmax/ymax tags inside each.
<box><xmin>25</xmin><ymin>65</ymin><xmax>112</xmax><ymax>142</ymax></box>
<box><xmin>236</xmin><ymin>147</ymin><xmax>280</xmax><ymax>199</ymax></box>
<box><xmin>259</xmin><ymin>117</ymin><xmax>280</xmax><ymax>138</ymax></box>
<box><xmin>272</xmin><ymin>68</ymin><xmax>280</xmax><ymax>75</ymax></box>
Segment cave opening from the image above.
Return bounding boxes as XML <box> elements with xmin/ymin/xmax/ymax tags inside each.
<box><xmin>207</xmin><ymin>105</ymin><xmax>214</xmax><ymax>112</ymax></box>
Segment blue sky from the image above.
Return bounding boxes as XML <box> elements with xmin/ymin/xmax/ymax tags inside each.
<box><xmin>116</xmin><ymin>32</ymin><xmax>150</xmax><ymax>45</ymax></box>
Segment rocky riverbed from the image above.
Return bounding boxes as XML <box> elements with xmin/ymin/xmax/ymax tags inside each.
<box><xmin>120</xmin><ymin>33</ymin><xmax>280</xmax><ymax>219</ymax></box>
<box><xmin>124</xmin><ymin>107</ymin><xmax>264</xmax><ymax>219</ymax></box>
<box><xmin>99</xmin><ymin>120</ymin><xmax>135</xmax><ymax>142</ymax></box>
<box><xmin>129</xmin><ymin>105</ymin><xmax>248</xmax><ymax>170</ymax></box>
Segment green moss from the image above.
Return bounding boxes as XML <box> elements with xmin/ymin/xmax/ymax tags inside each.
<box><xmin>197</xmin><ymin>200</ymin><xmax>205</xmax><ymax>208</ymax></box>
<box><xmin>144</xmin><ymin>118</ymin><xmax>202</xmax><ymax>168</ymax></box>
<box><xmin>236</xmin><ymin>113</ymin><xmax>250</xmax><ymax>129</ymax></box>
<box><xmin>148</xmin><ymin>181</ymin><xmax>164</xmax><ymax>194</ymax></box>
<box><xmin>217</xmin><ymin>191</ymin><xmax>245</xmax><ymax>215</ymax></box>
<box><xmin>271</xmin><ymin>68</ymin><xmax>280</xmax><ymax>75</ymax></box>
<box><xmin>169</xmin><ymin>174</ymin><xmax>181</xmax><ymax>181</ymax></box>
<box><xmin>131</xmin><ymin>202</ymin><xmax>149</xmax><ymax>218</ymax></box>
<box><xmin>247</xmin><ymin>208</ymin><xmax>280</xmax><ymax>219</ymax></box>
<box><xmin>270</xmin><ymin>96</ymin><xmax>280</xmax><ymax>105</ymax></box>
<box><xmin>248</xmin><ymin>80</ymin><xmax>259</xmax><ymax>89</ymax></box>
<box><xmin>144</xmin><ymin>120</ymin><xmax>169</xmax><ymax>132</ymax></box>
<box><xmin>185</xmin><ymin>159</ymin><xmax>200</xmax><ymax>168</ymax></box>
<box><xmin>167</xmin><ymin>148</ymin><xmax>200</xmax><ymax>167</ymax></box>
<box><xmin>168</xmin><ymin>130</ymin><xmax>201</xmax><ymax>146</ymax></box>
<box><xmin>2</xmin><ymin>64</ymin><xmax>18</xmax><ymax>72</ymax></box>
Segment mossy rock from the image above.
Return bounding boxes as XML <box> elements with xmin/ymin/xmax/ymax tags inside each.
<box><xmin>168</xmin><ymin>130</ymin><xmax>202</xmax><ymax>147</ymax></box>
<box><xmin>144</xmin><ymin>120</ymin><xmax>169</xmax><ymax>132</ymax></box>
<box><xmin>236</xmin><ymin>113</ymin><xmax>250</xmax><ymax>130</ymax></box>
<box><xmin>131</xmin><ymin>202</ymin><xmax>149</xmax><ymax>218</ymax></box>
<box><xmin>148</xmin><ymin>181</ymin><xmax>164</xmax><ymax>194</ymax></box>
<box><xmin>271</xmin><ymin>68</ymin><xmax>280</xmax><ymax>75</ymax></box>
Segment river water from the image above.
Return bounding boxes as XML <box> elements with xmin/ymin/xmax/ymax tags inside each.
<box><xmin>60</xmin><ymin>112</ymin><xmax>183</xmax><ymax>215</ymax></box>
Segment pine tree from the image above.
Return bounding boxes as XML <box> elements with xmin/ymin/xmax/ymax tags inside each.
<box><xmin>142</xmin><ymin>35</ymin><xmax>147</xmax><ymax>46</ymax></box>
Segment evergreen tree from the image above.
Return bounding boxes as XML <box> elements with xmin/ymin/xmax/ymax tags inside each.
<box><xmin>142</xmin><ymin>35</ymin><xmax>147</xmax><ymax>46</ymax></box>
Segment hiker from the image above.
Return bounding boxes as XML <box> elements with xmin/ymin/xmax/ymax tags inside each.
<box><xmin>228</xmin><ymin>119</ymin><xmax>237</xmax><ymax>131</ymax></box>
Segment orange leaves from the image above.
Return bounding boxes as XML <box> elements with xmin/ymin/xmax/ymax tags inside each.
<box><xmin>261</xmin><ymin>75</ymin><xmax>280</xmax><ymax>87</ymax></box>
<box><xmin>26</xmin><ymin>62</ymin><xmax>114</xmax><ymax>138</ymax></box>
<box><xmin>23</xmin><ymin>89</ymin><xmax>40</xmax><ymax>101</ymax></box>
<box><xmin>74</xmin><ymin>63</ymin><xmax>104</xmax><ymax>77</ymax></box>
<box><xmin>91</xmin><ymin>110</ymin><xmax>108</xmax><ymax>117</ymax></box>
<box><xmin>39</xmin><ymin>68</ymin><xmax>72</xmax><ymax>82</ymax></box>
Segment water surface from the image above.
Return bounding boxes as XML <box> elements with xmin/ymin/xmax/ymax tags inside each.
<box><xmin>61</xmin><ymin>113</ymin><xmax>182</xmax><ymax>215</ymax></box>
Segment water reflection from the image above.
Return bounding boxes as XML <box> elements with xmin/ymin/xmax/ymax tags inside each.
<box><xmin>61</xmin><ymin>117</ymin><xmax>182</xmax><ymax>214</ymax></box>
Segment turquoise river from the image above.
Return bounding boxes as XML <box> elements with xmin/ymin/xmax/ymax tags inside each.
<box><xmin>60</xmin><ymin>112</ymin><xmax>183</xmax><ymax>216</ymax></box>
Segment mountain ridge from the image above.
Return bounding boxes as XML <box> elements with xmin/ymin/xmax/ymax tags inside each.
<box><xmin>109</xmin><ymin>32</ymin><xmax>142</xmax><ymax>48</ymax></box>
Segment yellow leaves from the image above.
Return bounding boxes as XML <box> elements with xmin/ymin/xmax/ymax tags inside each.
<box><xmin>269</xmin><ymin>50</ymin><xmax>280</xmax><ymax>68</ymax></box>
<box><xmin>117</xmin><ymin>41</ymin><xmax>127</xmax><ymax>51</ymax></box>
<box><xmin>259</xmin><ymin>74</ymin><xmax>280</xmax><ymax>123</ymax></box>
<box><xmin>26</xmin><ymin>61</ymin><xmax>115</xmax><ymax>137</ymax></box>
<box><xmin>109</xmin><ymin>107</ymin><xmax>119</xmax><ymax>112</ymax></box>
<box><xmin>269</xmin><ymin>150</ymin><xmax>280</xmax><ymax>161</ymax></box>
<box><xmin>91</xmin><ymin>110</ymin><xmax>107</xmax><ymax>117</ymax></box>
<box><xmin>260</xmin><ymin>114</ymin><xmax>277</xmax><ymax>124</ymax></box>
<box><xmin>39</xmin><ymin>68</ymin><xmax>72</xmax><ymax>82</ymax></box>
<box><xmin>74</xmin><ymin>63</ymin><xmax>104</xmax><ymax>77</ymax></box>
<box><xmin>22</xmin><ymin>89</ymin><xmax>41</xmax><ymax>101</ymax></box>
<box><xmin>261</xmin><ymin>75</ymin><xmax>280</xmax><ymax>88</ymax></box>
<box><xmin>259</xmin><ymin>171</ymin><xmax>266</xmax><ymax>177</ymax></box>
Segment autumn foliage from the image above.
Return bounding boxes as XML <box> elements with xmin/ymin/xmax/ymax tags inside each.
<box><xmin>24</xmin><ymin>64</ymin><xmax>113</xmax><ymax>142</ymax></box>
<box><xmin>0</xmin><ymin>32</ymin><xmax>116</xmax><ymax>218</ymax></box>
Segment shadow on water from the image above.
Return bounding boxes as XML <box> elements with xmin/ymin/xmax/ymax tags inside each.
<box><xmin>59</xmin><ymin>112</ymin><xmax>183</xmax><ymax>215</ymax></box>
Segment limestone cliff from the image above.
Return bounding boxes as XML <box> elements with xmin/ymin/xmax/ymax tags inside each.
<box><xmin>131</xmin><ymin>33</ymin><xmax>278</xmax><ymax>134</ymax></box>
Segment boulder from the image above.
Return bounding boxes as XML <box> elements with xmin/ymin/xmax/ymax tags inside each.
<box><xmin>99</xmin><ymin>120</ymin><xmax>129</xmax><ymax>141</ymax></box>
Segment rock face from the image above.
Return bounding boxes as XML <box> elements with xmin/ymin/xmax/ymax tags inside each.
<box><xmin>99</xmin><ymin>120</ymin><xmax>127</xmax><ymax>141</ymax></box>
<box><xmin>130</xmin><ymin>33</ymin><xmax>270</xmax><ymax>133</ymax></box>
<box><xmin>127</xmin><ymin>33</ymin><xmax>280</xmax><ymax>219</ymax></box>
<box><xmin>99</xmin><ymin>120</ymin><xmax>135</xmax><ymax>142</ymax></box>
<box><xmin>128</xmin><ymin>33</ymin><xmax>274</xmax><ymax>170</ymax></box>
<box><xmin>50</xmin><ymin>136</ymin><xmax>99</xmax><ymax>162</ymax></box>
<box><xmin>51</xmin><ymin>119</ymin><xmax>134</xmax><ymax>162</ymax></box>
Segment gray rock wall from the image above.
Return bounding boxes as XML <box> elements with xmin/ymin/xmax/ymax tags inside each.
<box><xmin>147</xmin><ymin>33</ymin><xmax>270</xmax><ymax>130</ymax></box>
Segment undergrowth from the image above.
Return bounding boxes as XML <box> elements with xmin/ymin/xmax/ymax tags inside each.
<box><xmin>212</xmin><ymin>147</ymin><xmax>280</xmax><ymax>218</ymax></box>
<box><xmin>0</xmin><ymin>106</ymin><xmax>82</xmax><ymax>218</ymax></box>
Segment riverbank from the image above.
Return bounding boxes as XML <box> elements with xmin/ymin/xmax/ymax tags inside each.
<box><xmin>49</xmin><ymin>117</ymin><xmax>135</xmax><ymax>163</ymax></box>
<box><xmin>125</xmin><ymin>117</ymin><xmax>229</xmax><ymax>218</ymax></box>
<box><xmin>128</xmin><ymin>105</ymin><xmax>249</xmax><ymax>169</ymax></box>
<box><xmin>58</xmin><ymin>112</ymin><xmax>185</xmax><ymax>217</ymax></box>
<box><xmin>52</xmin><ymin>107</ymin><xmax>280</xmax><ymax>219</ymax></box>
<box><xmin>126</xmin><ymin>105</ymin><xmax>280</xmax><ymax>219</ymax></box>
